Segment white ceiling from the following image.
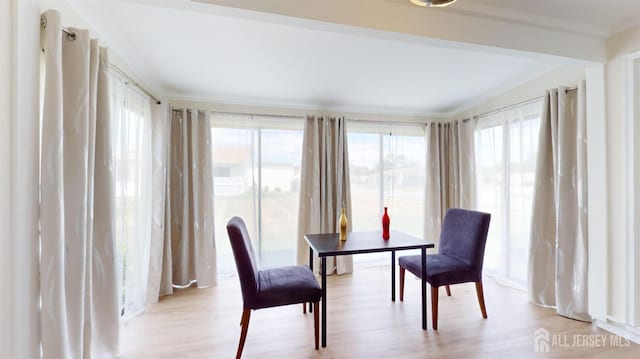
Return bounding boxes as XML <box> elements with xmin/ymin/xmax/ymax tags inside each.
<box><xmin>67</xmin><ymin>0</ymin><xmax>640</xmax><ymax>116</ymax></box>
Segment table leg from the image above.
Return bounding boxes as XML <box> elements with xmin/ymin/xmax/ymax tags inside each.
<box><xmin>421</xmin><ymin>248</ymin><xmax>427</xmax><ymax>330</ymax></box>
<box><xmin>321</xmin><ymin>257</ymin><xmax>327</xmax><ymax>347</ymax></box>
<box><xmin>309</xmin><ymin>247</ymin><xmax>313</xmax><ymax>313</ymax></box>
<box><xmin>391</xmin><ymin>250</ymin><xmax>396</xmax><ymax>302</ymax></box>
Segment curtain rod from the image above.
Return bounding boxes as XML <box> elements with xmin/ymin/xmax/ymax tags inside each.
<box><xmin>474</xmin><ymin>96</ymin><xmax>544</xmax><ymax>120</ymax></box>
<box><xmin>345</xmin><ymin>118</ymin><xmax>427</xmax><ymax>127</ymax></box>
<box><xmin>171</xmin><ymin>109</ymin><xmax>304</xmax><ymax>120</ymax></box>
<box><xmin>42</xmin><ymin>18</ymin><xmax>162</xmax><ymax>105</ymax></box>
<box><xmin>109</xmin><ymin>64</ymin><xmax>162</xmax><ymax>105</ymax></box>
<box><xmin>40</xmin><ymin>18</ymin><xmax>77</xmax><ymax>41</ymax></box>
<box><xmin>474</xmin><ymin>86</ymin><xmax>578</xmax><ymax>120</ymax></box>
<box><xmin>212</xmin><ymin>110</ymin><xmax>303</xmax><ymax>119</ymax></box>
<box><xmin>172</xmin><ymin>109</ymin><xmax>434</xmax><ymax>126</ymax></box>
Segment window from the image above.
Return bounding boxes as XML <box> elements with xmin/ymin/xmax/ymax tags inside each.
<box><xmin>348</xmin><ymin>123</ymin><xmax>426</xmax><ymax>265</ymax></box>
<box><xmin>212</xmin><ymin>115</ymin><xmax>304</xmax><ymax>275</ymax></box>
<box><xmin>110</xmin><ymin>75</ymin><xmax>153</xmax><ymax>321</ymax></box>
<box><xmin>475</xmin><ymin>100</ymin><xmax>542</xmax><ymax>286</ymax></box>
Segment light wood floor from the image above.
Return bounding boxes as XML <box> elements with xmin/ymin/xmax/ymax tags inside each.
<box><xmin>120</xmin><ymin>266</ymin><xmax>638</xmax><ymax>358</ymax></box>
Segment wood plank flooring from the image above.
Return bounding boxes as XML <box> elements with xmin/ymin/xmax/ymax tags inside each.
<box><xmin>120</xmin><ymin>266</ymin><xmax>638</xmax><ymax>358</ymax></box>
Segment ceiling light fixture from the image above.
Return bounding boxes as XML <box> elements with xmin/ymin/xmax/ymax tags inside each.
<box><xmin>410</xmin><ymin>0</ymin><xmax>457</xmax><ymax>7</ymax></box>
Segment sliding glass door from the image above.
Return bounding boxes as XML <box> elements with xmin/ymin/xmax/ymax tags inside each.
<box><xmin>213</xmin><ymin>117</ymin><xmax>424</xmax><ymax>272</ymax></box>
<box><xmin>211</xmin><ymin>116</ymin><xmax>303</xmax><ymax>275</ymax></box>
<box><xmin>475</xmin><ymin>100</ymin><xmax>542</xmax><ymax>286</ymax></box>
<box><xmin>348</xmin><ymin>124</ymin><xmax>425</xmax><ymax>265</ymax></box>
<box><xmin>259</xmin><ymin>129</ymin><xmax>303</xmax><ymax>267</ymax></box>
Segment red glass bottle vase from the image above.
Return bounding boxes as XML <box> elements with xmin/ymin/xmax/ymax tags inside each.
<box><xmin>382</xmin><ymin>207</ymin><xmax>390</xmax><ymax>240</ymax></box>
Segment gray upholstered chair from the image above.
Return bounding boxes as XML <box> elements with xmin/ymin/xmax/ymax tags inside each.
<box><xmin>227</xmin><ymin>216</ymin><xmax>322</xmax><ymax>358</ymax></box>
<box><xmin>398</xmin><ymin>208</ymin><xmax>491</xmax><ymax>330</ymax></box>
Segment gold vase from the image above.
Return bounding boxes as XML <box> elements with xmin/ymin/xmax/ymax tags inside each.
<box><xmin>339</xmin><ymin>207</ymin><xmax>348</xmax><ymax>241</ymax></box>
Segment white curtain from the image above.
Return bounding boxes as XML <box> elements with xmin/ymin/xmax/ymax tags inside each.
<box><xmin>297</xmin><ymin>116</ymin><xmax>353</xmax><ymax>275</ymax></box>
<box><xmin>160</xmin><ymin>108</ymin><xmax>217</xmax><ymax>294</ymax></box>
<box><xmin>110</xmin><ymin>73</ymin><xmax>153</xmax><ymax>320</ymax></box>
<box><xmin>528</xmin><ymin>82</ymin><xmax>590</xmax><ymax>322</ymax></box>
<box><xmin>424</xmin><ymin>119</ymin><xmax>476</xmax><ymax>246</ymax></box>
<box><xmin>40</xmin><ymin>10</ymin><xmax>119</xmax><ymax>357</ymax></box>
<box><xmin>474</xmin><ymin>100</ymin><xmax>542</xmax><ymax>284</ymax></box>
<box><xmin>146</xmin><ymin>102</ymin><xmax>170</xmax><ymax>302</ymax></box>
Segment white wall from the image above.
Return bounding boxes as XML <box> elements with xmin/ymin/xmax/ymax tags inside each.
<box><xmin>0</xmin><ymin>0</ymin><xmax>14</xmax><ymax>356</ymax></box>
<box><xmin>9</xmin><ymin>0</ymin><xmax>41</xmax><ymax>357</ymax></box>
<box><xmin>605</xmin><ymin>24</ymin><xmax>640</xmax><ymax>328</ymax></box>
<box><xmin>0</xmin><ymin>1</ymin><xmax>40</xmax><ymax>356</ymax></box>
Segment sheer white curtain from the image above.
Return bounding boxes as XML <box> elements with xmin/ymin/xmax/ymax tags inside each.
<box><xmin>529</xmin><ymin>83</ymin><xmax>590</xmax><ymax>321</ymax></box>
<box><xmin>475</xmin><ymin>100</ymin><xmax>542</xmax><ymax>285</ymax></box>
<box><xmin>146</xmin><ymin>102</ymin><xmax>170</xmax><ymax>302</ymax></box>
<box><xmin>110</xmin><ymin>73</ymin><xmax>153</xmax><ymax>320</ymax></box>
<box><xmin>425</xmin><ymin>119</ymin><xmax>476</xmax><ymax>246</ymax></box>
<box><xmin>297</xmin><ymin>116</ymin><xmax>353</xmax><ymax>275</ymax></box>
<box><xmin>40</xmin><ymin>10</ymin><xmax>119</xmax><ymax>357</ymax></box>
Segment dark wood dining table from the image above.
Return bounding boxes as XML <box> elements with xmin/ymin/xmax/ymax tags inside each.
<box><xmin>304</xmin><ymin>230</ymin><xmax>435</xmax><ymax>348</ymax></box>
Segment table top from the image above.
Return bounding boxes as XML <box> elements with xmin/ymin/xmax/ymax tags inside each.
<box><xmin>304</xmin><ymin>230</ymin><xmax>435</xmax><ymax>257</ymax></box>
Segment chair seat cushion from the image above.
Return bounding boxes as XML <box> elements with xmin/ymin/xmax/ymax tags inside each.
<box><xmin>251</xmin><ymin>265</ymin><xmax>322</xmax><ymax>309</ymax></box>
<box><xmin>398</xmin><ymin>254</ymin><xmax>479</xmax><ymax>287</ymax></box>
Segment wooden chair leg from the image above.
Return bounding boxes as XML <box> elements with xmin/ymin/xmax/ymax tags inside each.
<box><xmin>399</xmin><ymin>266</ymin><xmax>405</xmax><ymax>302</ymax></box>
<box><xmin>314</xmin><ymin>301</ymin><xmax>320</xmax><ymax>350</ymax></box>
<box><xmin>431</xmin><ymin>286</ymin><xmax>439</xmax><ymax>330</ymax></box>
<box><xmin>445</xmin><ymin>285</ymin><xmax>451</xmax><ymax>297</ymax></box>
<box><xmin>236</xmin><ymin>309</ymin><xmax>251</xmax><ymax>359</ymax></box>
<box><xmin>475</xmin><ymin>281</ymin><xmax>488</xmax><ymax>319</ymax></box>
<box><xmin>303</xmin><ymin>303</ymin><xmax>306</xmax><ymax>314</ymax></box>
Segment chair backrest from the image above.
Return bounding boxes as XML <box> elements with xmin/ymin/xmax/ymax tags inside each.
<box><xmin>438</xmin><ymin>208</ymin><xmax>491</xmax><ymax>272</ymax></box>
<box><xmin>227</xmin><ymin>217</ymin><xmax>260</xmax><ymax>305</ymax></box>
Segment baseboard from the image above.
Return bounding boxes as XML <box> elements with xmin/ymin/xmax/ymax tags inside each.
<box><xmin>595</xmin><ymin>319</ymin><xmax>640</xmax><ymax>344</ymax></box>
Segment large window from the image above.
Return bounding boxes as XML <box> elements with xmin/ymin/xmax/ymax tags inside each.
<box><xmin>110</xmin><ymin>75</ymin><xmax>152</xmax><ymax>321</ymax></box>
<box><xmin>348</xmin><ymin>123</ymin><xmax>426</xmax><ymax>264</ymax></box>
<box><xmin>212</xmin><ymin>115</ymin><xmax>304</xmax><ymax>275</ymax></box>
<box><xmin>475</xmin><ymin>100</ymin><xmax>542</xmax><ymax>286</ymax></box>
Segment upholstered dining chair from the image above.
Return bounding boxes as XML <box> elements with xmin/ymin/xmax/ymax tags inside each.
<box><xmin>398</xmin><ymin>208</ymin><xmax>491</xmax><ymax>330</ymax></box>
<box><xmin>227</xmin><ymin>216</ymin><xmax>322</xmax><ymax>358</ymax></box>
